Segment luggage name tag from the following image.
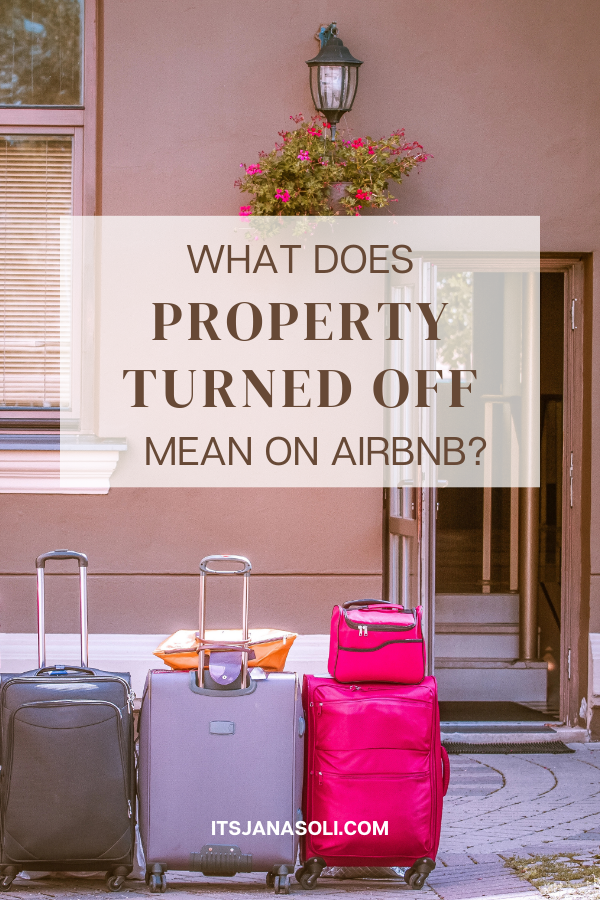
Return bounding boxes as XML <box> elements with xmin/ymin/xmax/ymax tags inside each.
<box><xmin>208</xmin><ymin>648</ymin><xmax>256</xmax><ymax>685</ymax></box>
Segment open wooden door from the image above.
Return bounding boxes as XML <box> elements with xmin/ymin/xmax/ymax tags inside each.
<box><xmin>382</xmin><ymin>259</ymin><xmax>437</xmax><ymax>675</ymax></box>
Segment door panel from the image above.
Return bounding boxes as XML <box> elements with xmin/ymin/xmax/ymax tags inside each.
<box><xmin>383</xmin><ymin>260</ymin><xmax>436</xmax><ymax>675</ymax></box>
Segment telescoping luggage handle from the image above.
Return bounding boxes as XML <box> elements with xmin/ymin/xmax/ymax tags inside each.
<box><xmin>35</xmin><ymin>550</ymin><xmax>89</xmax><ymax>670</ymax></box>
<box><xmin>198</xmin><ymin>555</ymin><xmax>252</xmax><ymax>688</ymax></box>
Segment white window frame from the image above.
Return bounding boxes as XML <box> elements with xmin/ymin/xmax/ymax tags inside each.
<box><xmin>0</xmin><ymin>2</ymin><xmax>126</xmax><ymax>492</ymax></box>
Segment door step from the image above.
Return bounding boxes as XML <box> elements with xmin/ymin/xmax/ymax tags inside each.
<box><xmin>436</xmin><ymin>658</ymin><xmax>548</xmax><ymax>702</ymax></box>
<box><xmin>441</xmin><ymin>724</ymin><xmax>587</xmax><ymax>744</ymax></box>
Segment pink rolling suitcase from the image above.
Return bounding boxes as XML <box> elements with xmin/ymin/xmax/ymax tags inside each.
<box><xmin>328</xmin><ymin>599</ymin><xmax>426</xmax><ymax>684</ymax></box>
<box><xmin>297</xmin><ymin>675</ymin><xmax>449</xmax><ymax>891</ymax></box>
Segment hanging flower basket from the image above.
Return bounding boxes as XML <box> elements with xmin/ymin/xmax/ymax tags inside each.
<box><xmin>235</xmin><ymin>114</ymin><xmax>431</xmax><ymax>217</ymax></box>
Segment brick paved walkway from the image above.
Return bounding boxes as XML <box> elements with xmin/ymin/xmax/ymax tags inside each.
<box><xmin>4</xmin><ymin>745</ymin><xmax>599</xmax><ymax>900</ymax></box>
<box><xmin>440</xmin><ymin>745</ymin><xmax>600</xmax><ymax>854</ymax></box>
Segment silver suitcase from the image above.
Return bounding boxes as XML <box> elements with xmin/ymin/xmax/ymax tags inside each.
<box><xmin>138</xmin><ymin>555</ymin><xmax>304</xmax><ymax>894</ymax></box>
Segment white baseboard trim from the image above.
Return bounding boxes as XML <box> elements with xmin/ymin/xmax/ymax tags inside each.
<box><xmin>0</xmin><ymin>633</ymin><xmax>331</xmax><ymax>697</ymax></box>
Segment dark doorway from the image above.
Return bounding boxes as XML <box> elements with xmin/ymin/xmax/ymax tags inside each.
<box><xmin>435</xmin><ymin>272</ymin><xmax>564</xmax><ymax>716</ymax></box>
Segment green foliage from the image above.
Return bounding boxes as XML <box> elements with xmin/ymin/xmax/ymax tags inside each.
<box><xmin>236</xmin><ymin>114</ymin><xmax>430</xmax><ymax>217</ymax></box>
<box><xmin>436</xmin><ymin>271</ymin><xmax>474</xmax><ymax>370</ymax></box>
<box><xmin>506</xmin><ymin>853</ymin><xmax>600</xmax><ymax>895</ymax></box>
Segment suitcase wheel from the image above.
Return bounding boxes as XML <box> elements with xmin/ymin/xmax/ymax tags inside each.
<box><xmin>295</xmin><ymin>868</ymin><xmax>316</xmax><ymax>890</ymax></box>
<box><xmin>148</xmin><ymin>873</ymin><xmax>167</xmax><ymax>893</ymax></box>
<box><xmin>106</xmin><ymin>875</ymin><xmax>125</xmax><ymax>892</ymax></box>
<box><xmin>274</xmin><ymin>873</ymin><xmax>290</xmax><ymax>894</ymax></box>
<box><xmin>0</xmin><ymin>876</ymin><xmax>14</xmax><ymax>892</ymax></box>
<box><xmin>405</xmin><ymin>871</ymin><xmax>427</xmax><ymax>890</ymax></box>
<box><xmin>404</xmin><ymin>857</ymin><xmax>436</xmax><ymax>890</ymax></box>
<box><xmin>295</xmin><ymin>858</ymin><xmax>325</xmax><ymax>891</ymax></box>
<box><xmin>106</xmin><ymin>866</ymin><xmax>131</xmax><ymax>892</ymax></box>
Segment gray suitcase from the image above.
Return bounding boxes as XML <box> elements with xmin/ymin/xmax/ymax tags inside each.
<box><xmin>0</xmin><ymin>550</ymin><xmax>135</xmax><ymax>892</ymax></box>
<box><xmin>138</xmin><ymin>555</ymin><xmax>304</xmax><ymax>894</ymax></box>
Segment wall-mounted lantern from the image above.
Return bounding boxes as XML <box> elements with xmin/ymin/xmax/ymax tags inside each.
<box><xmin>306</xmin><ymin>23</ymin><xmax>363</xmax><ymax>140</ymax></box>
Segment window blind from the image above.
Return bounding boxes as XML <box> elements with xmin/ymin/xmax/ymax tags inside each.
<box><xmin>0</xmin><ymin>135</ymin><xmax>73</xmax><ymax>409</ymax></box>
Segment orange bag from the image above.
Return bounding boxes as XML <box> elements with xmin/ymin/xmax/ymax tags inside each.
<box><xmin>154</xmin><ymin>628</ymin><xmax>297</xmax><ymax>672</ymax></box>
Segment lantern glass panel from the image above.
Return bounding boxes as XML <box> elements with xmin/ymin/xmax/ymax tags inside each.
<box><xmin>345</xmin><ymin>66</ymin><xmax>358</xmax><ymax>109</ymax></box>
<box><xmin>318</xmin><ymin>65</ymin><xmax>345</xmax><ymax>109</ymax></box>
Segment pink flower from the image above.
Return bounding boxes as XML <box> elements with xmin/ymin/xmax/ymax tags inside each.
<box><xmin>355</xmin><ymin>189</ymin><xmax>372</xmax><ymax>201</ymax></box>
<box><xmin>368</xmin><ymin>146</ymin><xmax>375</xmax><ymax>155</ymax></box>
<box><xmin>351</xmin><ymin>138</ymin><xmax>364</xmax><ymax>148</ymax></box>
<box><xmin>307</xmin><ymin>127</ymin><xmax>322</xmax><ymax>136</ymax></box>
<box><xmin>297</xmin><ymin>150</ymin><xmax>310</xmax><ymax>161</ymax></box>
<box><xmin>239</xmin><ymin>206</ymin><xmax>252</xmax><ymax>216</ymax></box>
<box><xmin>246</xmin><ymin>164</ymin><xmax>263</xmax><ymax>176</ymax></box>
<box><xmin>275</xmin><ymin>188</ymin><xmax>290</xmax><ymax>203</ymax></box>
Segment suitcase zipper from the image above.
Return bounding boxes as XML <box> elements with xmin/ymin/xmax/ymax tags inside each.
<box><xmin>316</xmin><ymin>770</ymin><xmax>426</xmax><ymax>782</ymax></box>
<box><xmin>0</xmin><ymin>674</ymin><xmax>132</xmax><ymax>711</ymax></box>
<box><xmin>339</xmin><ymin>638</ymin><xmax>423</xmax><ymax>652</ymax></box>
<box><xmin>315</xmin><ymin>684</ymin><xmax>431</xmax><ymax>699</ymax></box>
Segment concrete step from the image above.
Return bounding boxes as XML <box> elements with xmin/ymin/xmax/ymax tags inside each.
<box><xmin>436</xmin><ymin>593</ymin><xmax>519</xmax><ymax>624</ymax></box>
<box><xmin>441</xmin><ymin>725</ymin><xmax>587</xmax><ymax>744</ymax></box>
<box><xmin>436</xmin><ymin>623</ymin><xmax>519</xmax><ymax>633</ymax></box>
<box><xmin>435</xmin><ymin>594</ymin><xmax>522</xmax><ymax>660</ymax></box>
<box><xmin>436</xmin><ymin>632</ymin><xmax>519</xmax><ymax>658</ymax></box>
<box><xmin>436</xmin><ymin>658</ymin><xmax>547</xmax><ymax>702</ymax></box>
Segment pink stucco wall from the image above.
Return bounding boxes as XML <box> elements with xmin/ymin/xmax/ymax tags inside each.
<box><xmin>1</xmin><ymin>0</ymin><xmax>598</xmax><ymax>641</ymax></box>
<box><xmin>100</xmin><ymin>0</ymin><xmax>600</xmax><ymax>253</ymax></box>
<box><xmin>0</xmin><ymin>489</ymin><xmax>381</xmax><ymax>633</ymax></box>
<box><xmin>99</xmin><ymin>0</ymin><xmax>600</xmax><ymax>630</ymax></box>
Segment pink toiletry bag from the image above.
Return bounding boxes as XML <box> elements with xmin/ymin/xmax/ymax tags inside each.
<box><xmin>328</xmin><ymin>599</ymin><xmax>426</xmax><ymax>684</ymax></box>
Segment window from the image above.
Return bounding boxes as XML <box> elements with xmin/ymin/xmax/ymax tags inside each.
<box><xmin>0</xmin><ymin>134</ymin><xmax>73</xmax><ymax>409</ymax></box>
<box><xmin>0</xmin><ymin>0</ymin><xmax>94</xmax><ymax>428</ymax></box>
<box><xmin>0</xmin><ymin>1</ymin><xmax>120</xmax><ymax>493</ymax></box>
<box><xmin>0</xmin><ymin>0</ymin><xmax>83</xmax><ymax>107</ymax></box>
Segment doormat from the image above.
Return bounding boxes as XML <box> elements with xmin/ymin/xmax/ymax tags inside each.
<box><xmin>443</xmin><ymin>741</ymin><xmax>575</xmax><ymax>754</ymax></box>
<box><xmin>439</xmin><ymin>701</ymin><xmax>559</xmax><ymax>722</ymax></box>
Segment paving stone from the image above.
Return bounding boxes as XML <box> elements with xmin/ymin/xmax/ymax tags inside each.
<box><xmin>467</xmin><ymin>854</ymin><xmax>504</xmax><ymax>864</ymax></box>
<box><xmin>435</xmin><ymin>853</ymin><xmax>477</xmax><ymax>866</ymax></box>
